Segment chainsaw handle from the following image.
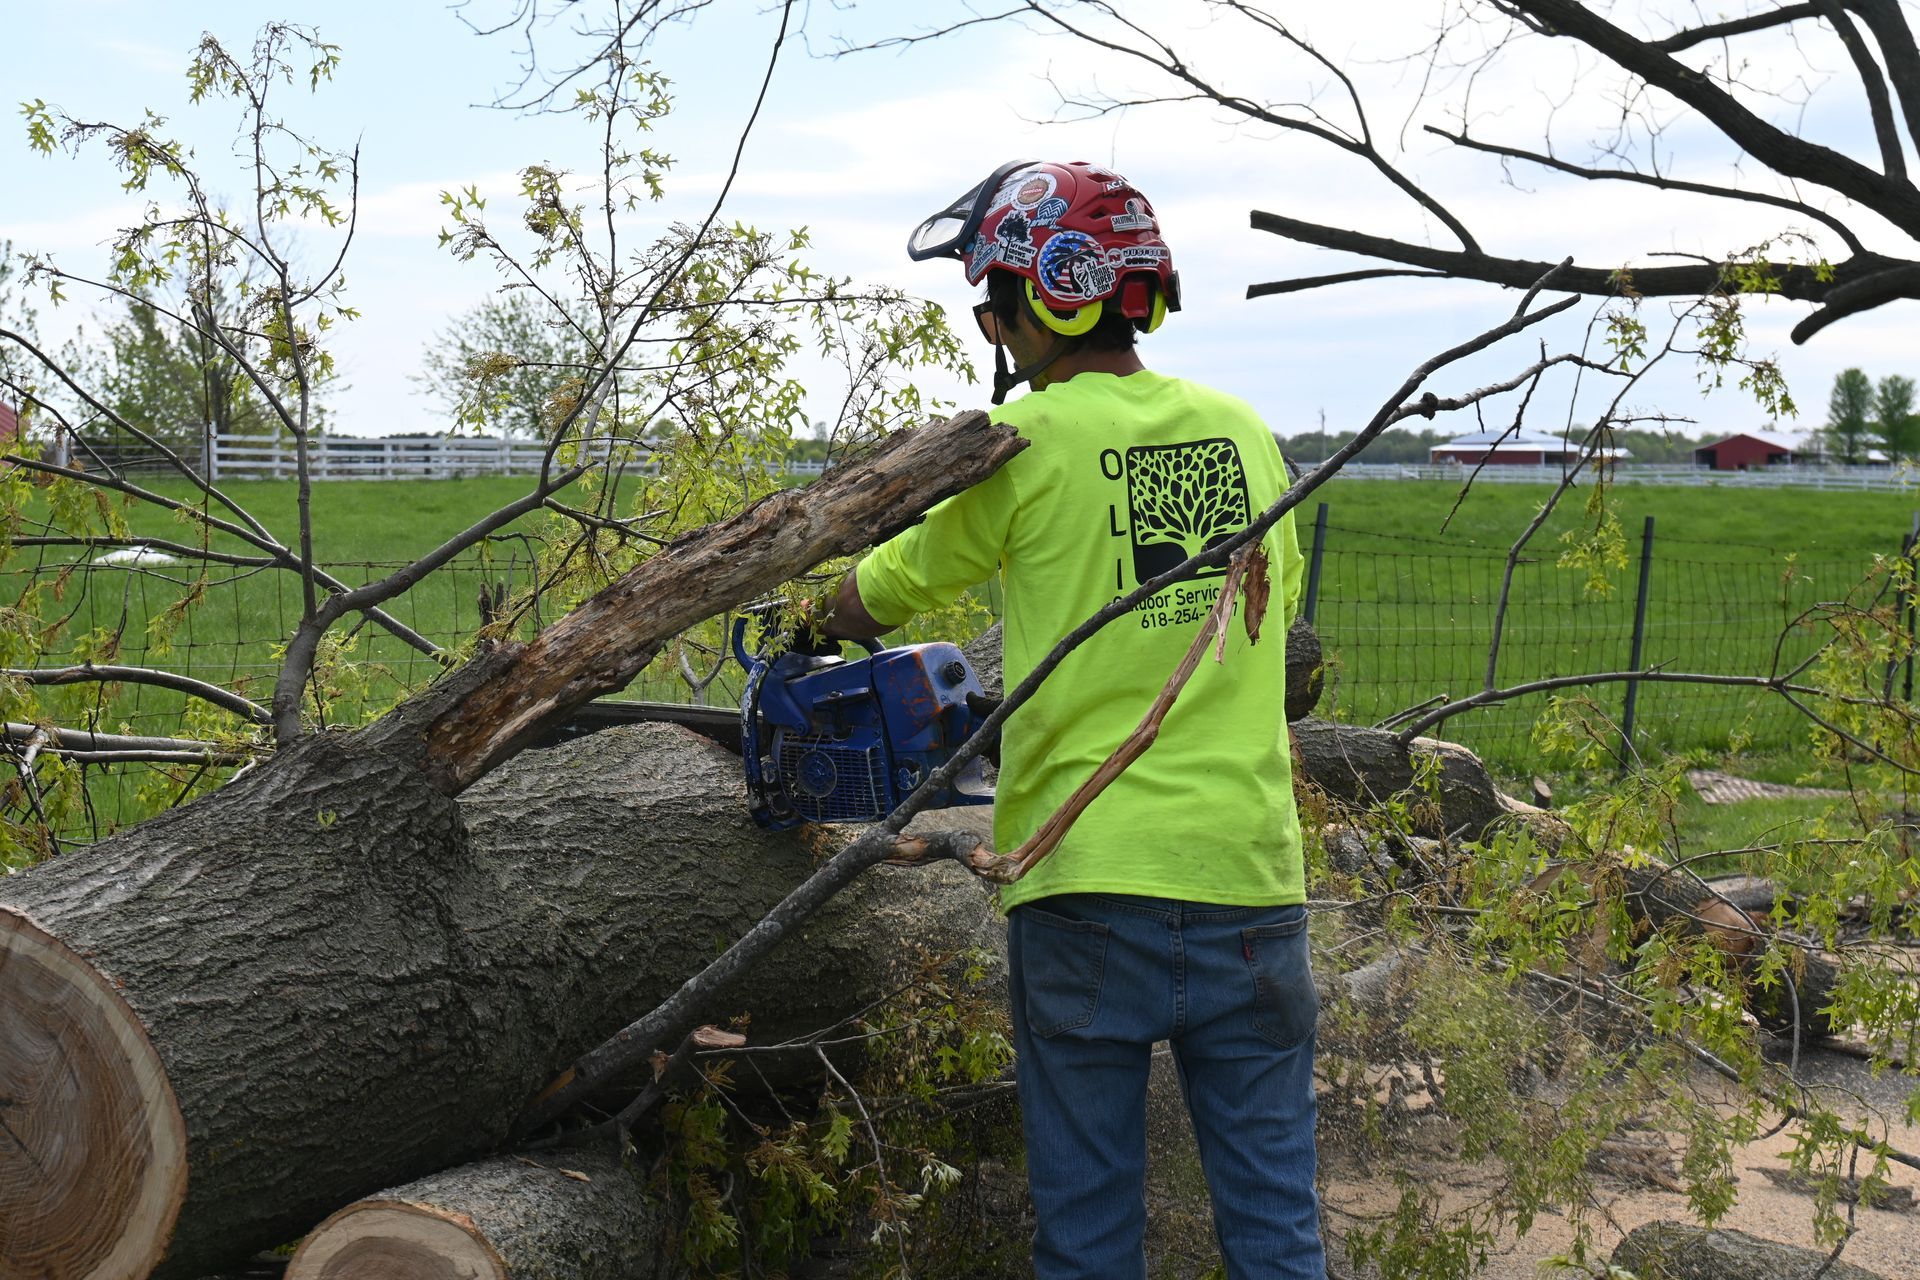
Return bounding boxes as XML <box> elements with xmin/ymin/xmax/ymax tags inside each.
<box><xmin>731</xmin><ymin>613</ymin><xmax>882</xmax><ymax>669</ymax></box>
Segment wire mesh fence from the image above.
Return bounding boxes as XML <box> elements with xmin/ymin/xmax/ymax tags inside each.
<box><xmin>1301</xmin><ymin>503</ymin><xmax>1893</xmax><ymax>770</ymax></box>
<box><xmin>5</xmin><ymin>495</ymin><xmax>1900</xmax><ymax>848</ymax></box>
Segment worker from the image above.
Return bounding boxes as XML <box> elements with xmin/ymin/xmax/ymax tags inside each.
<box><xmin>825</xmin><ymin>160</ymin><xmax>1323</xmax><ymax>1280</ymax></box>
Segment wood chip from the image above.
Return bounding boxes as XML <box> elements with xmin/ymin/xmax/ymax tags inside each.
<box><xmin>1242</xmin><ymin>544</ymin><xmax>1271</xmax><ymax>646</ymax></box>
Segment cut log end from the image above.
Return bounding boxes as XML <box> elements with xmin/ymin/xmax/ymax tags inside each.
<box><xmin>0</xmin><ymin>907</ymin><xmax>186</xmax><ymax>1279</ymax></box>
<box><xmin>287</xmin><ymin>1202</ymin><xmax>508</xmax><ymax>1280</ymax></box>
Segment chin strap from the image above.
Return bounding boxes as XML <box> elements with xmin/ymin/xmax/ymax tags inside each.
<box><xmin>991</xmin><ymin>336</ymin><xmax>1072</xmax><ymax>405</ymax></box>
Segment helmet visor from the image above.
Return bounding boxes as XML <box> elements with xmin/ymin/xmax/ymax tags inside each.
<box><xmin>906</xmin><ymin>159</ymin><xmax>1035</xmax><ymax>262</ymax></box>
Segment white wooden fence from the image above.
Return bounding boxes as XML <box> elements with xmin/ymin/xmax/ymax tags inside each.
<box><xmin>207</xmin><ymin>434</ymin><xmax>829</xmax><ymax>481</ymax></box>
<box><xmin>1318</xmin><ymin>461</ymin><xmax>1920</xmax><ymax>492</ymax></box>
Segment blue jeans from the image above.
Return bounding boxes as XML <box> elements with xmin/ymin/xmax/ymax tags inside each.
<box><xmin>1008</xmin><ymin>894</ymin><xmax>1325</xmax><ymax>1280</ymax></box>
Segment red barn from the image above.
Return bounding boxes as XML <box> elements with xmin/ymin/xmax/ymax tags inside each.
<box><xmin>1430</xmin><ymin>429</ymin><xmax>1627</xmax><ymax>466</ymax></box>
<box><xmin>0</xmin><ymin>402</ymin><xmax>18</xmax><ymax>448</ymax></box>
<box><xmin>1693</xmin><ymin>432</ymin><xmax>1794</xmax><ymax>471</ymax></box>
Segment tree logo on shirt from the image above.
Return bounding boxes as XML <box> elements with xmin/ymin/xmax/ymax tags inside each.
<box><xmin>1123</xmin><ymin>438</ymin><xmax>1250</xmax><ymax>582</ymax></box>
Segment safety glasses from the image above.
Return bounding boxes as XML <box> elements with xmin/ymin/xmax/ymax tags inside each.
<box><xmin>971</xmin><ymin>300</ymin><xmax>1002</xmax><ymax>344</ymax></box>
<box><xmin>905</xmin><ymin>159</ymin><xmax>1037</xmax><ymax>262</ymax></box>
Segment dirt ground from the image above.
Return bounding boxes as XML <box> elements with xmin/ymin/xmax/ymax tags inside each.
<box><xmin>1316</xmin><ymin>1038</ymin><xmax>1920</xmax><ymax>1279</ymax></box>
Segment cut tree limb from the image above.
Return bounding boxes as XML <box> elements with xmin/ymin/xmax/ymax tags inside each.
<box><xmin>386</xmin><ymin>409</ymin><xmax>1024</xmax><ymax>794</ymax></box>
<box><xmin>286</xmin><ymin>1151</ymin><xmax>674</xmax><ymax>1280</ymax></box>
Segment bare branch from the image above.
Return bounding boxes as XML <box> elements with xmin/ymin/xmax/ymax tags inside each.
<box><xmin>1423</xmin><ymin>124</ymin><xmax>1869</xmax><ymax>255</ymax></box>
<box><xmin>2</xmin><ymin>721</ymin><xmax>255</xmax><ymax>765</ymax></box>
<box><xmin>11</xmin><ymin>537</ymin><xmax>277</xmax><ymax>568</ymax></box>
<box><xmin>1246</xmin><ymin>267</ymin><xmax>1452</xmax><ymax>297</ymax></box>
<box><xmin>1391</xmin><ymin>668</ymin><xmax>1920</xmax><ymax>766</ymax></box>
<box><xmin>1814</xmin><ymin>0</ymin><xmax>1908</xmax><ymax>181</ymax></box>
<box><xmin>1846</xmin><ymin>0</ymin><xmax>1920</xmax><ymax>157</ymax></box>
<box><xmin>3</xmin><ymin>665</ymin><xmax>270</xmax><ymax>726</ymax></box>
<box><xmin>1247</xmin><ymin>208</ymin><xmax>1892</xmax><ymax>302</ymax></box>
<box><xmin>1506</xmin><ymin>0</ymin><xmax>1920</xmax><ymax>236</ymax></box>
<box><xmin>1655</xmin><ymin>3</ymin><xmax>1822</xmax><ymax>51</ymax></box>
<box><xmin>1789</xmin><ymin>261</ymin><xmax>1920</xmax><ymax>340</ymax></box>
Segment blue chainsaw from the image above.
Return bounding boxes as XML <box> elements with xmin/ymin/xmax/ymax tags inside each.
<box><xmin>730</xmin><ymin>615</ymin><xmax>996</xmax><ymax>830</ymax></box>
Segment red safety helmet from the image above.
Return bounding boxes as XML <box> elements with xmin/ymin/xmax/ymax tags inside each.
<box><xmin>908</xmin><ymin>160</ymin><xmax>1181</xmax><ymax>339</ymax></box>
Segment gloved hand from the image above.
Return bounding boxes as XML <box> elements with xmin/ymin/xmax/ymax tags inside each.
<box><xmin>787</xmin><ymin>620</ymin><xmax>843</xmax><ymax>658</ymax></box>
<box><xmin>780</xmin><ymin>598</ymin><xmax>843</xmax><ymax>657</ymax></box>
<box><xmin>966</xmin><ymin>692</ymin><xmax>1004</xmax><ymax>769</ymax></box>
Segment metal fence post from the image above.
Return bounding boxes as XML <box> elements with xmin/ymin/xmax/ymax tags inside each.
<box><xmin>1620</xmin><ymin>514</ymin><xmax>1656</xmax><ymax>768</ymax></box>
<box><xmin>1893</xmin><ymin>511</ymin><xmax>1919</xmax><ymax>702</ymax></box>
<box><xmin>1303</xmin><ymin>502</ymin><xmax>1329</xmax><ymax>625</ymax></box>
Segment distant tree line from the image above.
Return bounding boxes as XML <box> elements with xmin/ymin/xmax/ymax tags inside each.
<box><xmin>1824</xmin><ymin>368</ymin><xmax>1917</xmax><ymax>464</ymax></box>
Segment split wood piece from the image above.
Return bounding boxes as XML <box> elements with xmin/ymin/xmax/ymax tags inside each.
<box><xmin>286</xmin><ymin>1151</ymin><xmax>670</xmax><ymax>1280</ymax></box>
<box><xmin>0</xmin><ymin>723</ymin><xmax>1003</xmax><ymax>1279</ymax></box>
<box><xmin>372</xmin><ymin>409</ymin><xmax>1026</xmax><ymax>794</ymax></box>
<box><xmin>887</xmin><ymin>548</ymin><xmax>1261</xmax><ymax>884</ymax></box>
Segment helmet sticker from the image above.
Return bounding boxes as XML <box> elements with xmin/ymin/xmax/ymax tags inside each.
<box><xmin>1011</xmin><ymin>172</ymin><xmax>1056</xmax><ymax>210</ymax></box>
<box><xmin>967</xmin><ymin>232</ymin><xmax>998</xmax><ymax>279</ymax></box>
<box><xmin>1039</xmin><ymin>230</ymin><xmax>1116</xmax><ymax>302</ymax></box>
<box><xmin>1109</xmin><ymin>197</ymin><xmax>1155</xmax><ymax>232</ymax></box>
<box><xmin>1107</xmin><ymin>244</ymin><xmax>1169</xmax><ymax>268</ymax></box>
<box><xmin>1030</xmin><ymin>195</ymin><xmax>1069</xmax><ymax>227</ymax></box>
<box><xmin>1103</xmin><ymin>177</ymin><xmax>1130</xmax><ymax>192</ymax></box>
<box><xmin>994</xmin><ymin>210</ymin><xmax>1037</xmax><ymax>269</ymax></box>
<box><xmin>986</xmin><ymin>169</ymin><xmax>1033</xmax><ymax>215</ymax></box>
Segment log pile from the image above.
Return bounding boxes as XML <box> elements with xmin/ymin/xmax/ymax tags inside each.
<box><xmin>0</xmin><ymin>724</ymin><xmax>1001</xmax><ymax>1278</ymax></box>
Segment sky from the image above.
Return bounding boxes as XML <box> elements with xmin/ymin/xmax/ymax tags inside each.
<box><xmin>3</xmin><ymin>1</ymin><xmax>1916</xmax><ymax>452</ymax></box>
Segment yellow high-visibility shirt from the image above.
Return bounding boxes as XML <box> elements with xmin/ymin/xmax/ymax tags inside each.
<box><xmin>856</xmin><ymin>369</ymin><xmax>1307</xmax><ymax>910</ymax></box>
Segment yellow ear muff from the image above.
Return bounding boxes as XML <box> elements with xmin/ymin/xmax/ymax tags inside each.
<box><xmin>1144</xmin><ymin>287</ymin><xmax>1168</xmax><ymax>334</ymax></box>
<box><xmin>1025</xmin><ymin>280</ymin><xmax>1103</xmax><ymax>336</ymax></box>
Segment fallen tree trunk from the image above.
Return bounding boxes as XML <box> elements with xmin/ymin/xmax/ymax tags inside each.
<box><xmin>1612</xmin><ymin>1220</ymin><xmax>1889</xmax><ymax>1280</ymax></box>
<box><xmin>285</xmin><ymin>1152</ymin><xmax>673</xmax><ymax>1280</ymax></box>
<box><xmin>0</xmin><ymin>412</ymin><xmax>1022</xmax><ymax>1280</ymax></box>
<box><xmin>0</xmin><ymin>723</ymin><xmax>1001</xmax><ymax>1280</ymax></box>
<box><xmin>1291</xmin><ymin>717</ymin><xmax>1558</xmax><ymax>845</ymax></box>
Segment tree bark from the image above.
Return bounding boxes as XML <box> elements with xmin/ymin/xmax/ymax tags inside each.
<box><xmin>0</xmin><ymin>724</ymin><xmax>1002</xmax><ymax>1279</ymax></box>
<box><xmin>285</xmin><ymin>1152</ymin><xmax>675</xmax><ymax>1280</ymax></box>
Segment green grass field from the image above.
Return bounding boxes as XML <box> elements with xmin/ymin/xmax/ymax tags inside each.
<box><xmin>1301</xmin><ymin>476</ymin><xmax>1916</xmax><ymax>769</ymax></box>
<box><xmin>6</xmin><ymin>470</ymin><xmax>1910</xmax><ymax>845</ymax></box>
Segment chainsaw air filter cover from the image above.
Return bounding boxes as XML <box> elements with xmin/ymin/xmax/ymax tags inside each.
<box><xmin>737</xmin><ymin>630</ymin><xmax>994</xmax><ymax>831</ymax></box>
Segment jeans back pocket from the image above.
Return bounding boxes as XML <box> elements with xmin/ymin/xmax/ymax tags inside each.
<box><xmin>1015</xmin><ymin>904</ymin><xmax>1109</xmax><ymax>1038</ymax></box>
<box><xmin>1242</xmin><ymin>910</ymin><xmax>1317</xmax><ymax>1049</ymax></box>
